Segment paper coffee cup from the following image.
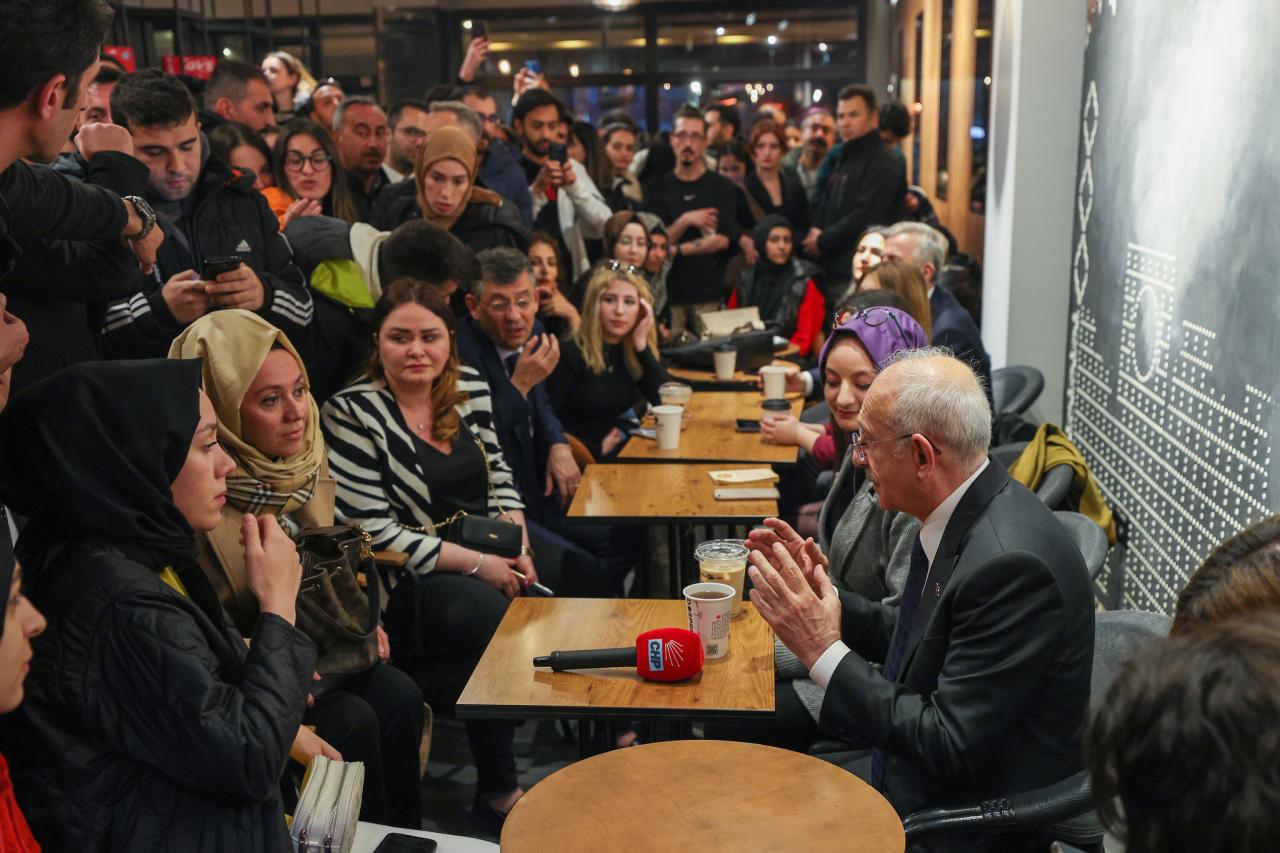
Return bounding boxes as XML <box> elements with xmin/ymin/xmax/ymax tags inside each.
<box><xmin>759</xmin><ymin>365</ymin><xmax>789</xmax><ymax>399</ymax></box>
<box><xmin>713</xmin><ymin>346</ymin><xmax>737</xmax><ymax>380</ymax></box>
<box><xmin>683</xmin><ymin>581</ymin><xmax>735</xmax><ymax>659</ymax></box>
<box><xmin>653</xmin><ymin>404</ymin><xmax>683</xmax><ymax>450</ymax></box>
<box><xmin>695</xmin><ymin>540</ymin><xmax>749</xmax><ymax>617</ymax></box>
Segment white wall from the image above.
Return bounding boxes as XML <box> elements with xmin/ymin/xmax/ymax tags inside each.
<box><xmin>981</xmin><ymin>0</ymin><xmax>1087</xmax><ymax>425</ymax></box>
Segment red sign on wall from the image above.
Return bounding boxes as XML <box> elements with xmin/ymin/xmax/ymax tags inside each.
<box><xmin>102</xmin><ymin>45</ymin><xmax>136</xmax><ymax>72</ymax></box>
<box><xmin>161</xmin><ymin>55</ymin><xmax>218</xmax><ymax>80</ymax></box>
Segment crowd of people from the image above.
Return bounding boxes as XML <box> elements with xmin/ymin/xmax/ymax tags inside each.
<box><xmin>0</xmin><ymin>2</ymin><xmax>1275</xmax><ymax>851</ymax></box>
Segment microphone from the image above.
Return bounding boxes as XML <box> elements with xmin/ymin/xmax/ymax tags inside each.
<box><xmin>533</xmin><ymin>627</ymin><xmax>704</xmax><ymax>682</ymax></box>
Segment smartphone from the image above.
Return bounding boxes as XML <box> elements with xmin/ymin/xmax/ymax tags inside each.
<box><xmin>548</xmin><ymin>142</ymin><xmax>569</xmax><ymax>164</ymax></box>
<box><xmin>524</xmin><ymin>59</ymin><xmax>542</xmax><ymax>76</ymax></box>
<box><xmin>202</xmin><ymin>256</ymin><xmax>241</xmax><ymax>279</ymax></box>
<box><xmin>735</xmin><ymin>419</ymin><xmax>762</xmax><ymax>433</ymax></box>
<box><xmin>471</xmin><ymin>19</ymin><xmax>488</xmax><ymax>39</ymax></box>
<box><xmin>372</xmin><ymin>834</ymin><xmax>437</xmax><ymax>853</ymax></box>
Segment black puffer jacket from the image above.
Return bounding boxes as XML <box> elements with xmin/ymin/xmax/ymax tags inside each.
<box><xmin>0</xmin><ymin>539</ymin><xmax>315</xmax><ymax>852</ymax></box>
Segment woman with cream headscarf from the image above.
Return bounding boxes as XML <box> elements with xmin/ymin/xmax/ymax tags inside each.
<box><xmin>372</xmin><ymin>125</ymin><xmax>529</xmax><ymax>254</ymax></box>
<box><xmin>169</xmin><ymin>310</ymin><xmax>425</xmax><ymax>830</ymax></box>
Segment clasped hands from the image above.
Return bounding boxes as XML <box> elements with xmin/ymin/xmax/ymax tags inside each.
<box><xmin>746</xmin><ymin>517</ymin><xmax>843</xmax><ymax>671</ymax></box>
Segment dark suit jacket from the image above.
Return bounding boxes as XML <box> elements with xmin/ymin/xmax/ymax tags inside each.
<box><xmin>930</xmin><ymin>285</ymin><xmax>992</xmax><ymax>397</ymax></box>
<box><xmin>455</xmin><ymin>315</ymin><xmax>566</xmax><ymax>522</ymax></box>
<box><xmin>820</xmin><ymin>462</ymin><xmax>1094</xmax><ymax>852</ymax></box>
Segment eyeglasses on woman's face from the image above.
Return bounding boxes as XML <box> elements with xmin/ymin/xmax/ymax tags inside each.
<box><xmin>284</xmin><ymin>151</ymin><xmax>333</xmax><ymax>172</ymax></box>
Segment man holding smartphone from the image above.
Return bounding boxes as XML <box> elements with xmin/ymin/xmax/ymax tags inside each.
<box><xmin>512</xmin><ymin>89</ymin><xmax>611</xmax><ymax>280</ymax></box>
<box><xmin>99</xmin><ymin>69</ymin><xmax>314</xmax><ymax>358</ymax></box>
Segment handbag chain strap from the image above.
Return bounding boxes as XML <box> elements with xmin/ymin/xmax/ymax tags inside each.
<box><xmin>402</xmin><ymin>429</ymin><xmax>510</xmax><ymax>535</ymax></box>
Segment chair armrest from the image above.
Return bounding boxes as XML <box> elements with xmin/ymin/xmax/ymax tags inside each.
<box><xmin>903</xmin><ymin>771</ymin><xmax>1093</xmax><ymax>842</ymax></box>
<box><xmin>374</xmin><ymin>550</ymin><xmax>410</xmax><ymax>569</ymax></box>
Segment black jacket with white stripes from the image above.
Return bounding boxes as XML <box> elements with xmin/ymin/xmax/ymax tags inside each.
<box><xmin>100</xmin><ymin>155</ymin><xmax>313</xmax><ymax>358</ymax></box>
<box><xmin>320</xmin><ymin>366</ymin><xmax>525</xmax><ymax>575</ymax></box>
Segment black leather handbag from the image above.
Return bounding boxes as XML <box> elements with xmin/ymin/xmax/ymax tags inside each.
<box><xmin>423</xmin><ymin>431</ymin><xmax>522</xmax><ymax>559</ymax></box>
<box><xmin>294</xmin><ymin>525</ymin><xmax>381</xmax><ymax>691</ymax></box>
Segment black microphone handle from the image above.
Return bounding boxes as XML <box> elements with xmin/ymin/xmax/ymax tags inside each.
<box><xmin>533</xmin><ymin>647</ymin><xmax>636</xmax><ymax>671</ymax></box>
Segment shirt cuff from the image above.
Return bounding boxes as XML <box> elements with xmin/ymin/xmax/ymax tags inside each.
<box><xmin>808</xmin><ymin>640</ymin><xmax>852</xmax><ymax>690</ymax></box>
<box><xmin>802</xmin><ymin>370</ymin><xmax>815</xmax><ymax>398</ymax></box>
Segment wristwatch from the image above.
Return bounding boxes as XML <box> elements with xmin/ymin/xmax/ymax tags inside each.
<box><xmin>520</xmin><ymin>545</ymin><xmax>536</xmax><ymax>558</ymax></box>
<box><xmin>121</xmin><ymin>195</ymin><xmax>157</xmax><ymax>241</ymax></box>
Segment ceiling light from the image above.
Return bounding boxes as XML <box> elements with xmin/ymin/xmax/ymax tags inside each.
<box><xmin>745</xmin><ymin>12</ymin><xmax>757</xmax><ymax>26</ymax></box>
<box><xmin>497</xmin><ymin>59</ymin><xmax>512</xmax><ymax>75</ymax></box>
<box><xmin>550</xmin><ymin>39</ymin><xmax>593</xmax><ymax>49</ymax></box>
<box><xmin>715</xmin><ymin>26</ymin><xmax>726</xmax><ymax>36</ymax></box>
<box><xmin>222</xmin><ymin>47</ymin><xmax>232</xmax><ymax>56</ymax></box>
<box><xmin>461</xmin><ymin>19</ymin><xmax>473</xmax><ymax>29</ymax></box>
<box><xmin>690</xmin><ymin>80</ymin><xmax>703</xmax><ymax>96</ymax></box>
<box><xmin>569</xmin><ymin>64</ymin><xmax>580</xmax><ymax>78</ymax></box>
<box><xmin>663</xmin><ymin>82</ymin><xmax>671</xmax><ymax>90</ymax></box>
<box><xmin>812</xmin><ymin>88</ymin><xmax>822</xmax><ymax>103</ymax></box>
<box><xmin>718</xmin><ymin>34</ymin><xmax>754</xmax><ymax>45</ymax></box>
<box><xmin>818</xmin><ymin>42</ymin><xmax>828</xmax><ymax>52</ymax></box>
<box><xmin>766</xmin><ymin>83</ymin><xmax>773</xmax><ymax>92</ymax></box>
<box><xmin>984</xmin><ymin>75</ymin><xmax>992</xmax><ymax>86</ymax></box>
<box><xmin>766</xmin><ymin>35</ymin><xmax>778</xmax><ymax>45</ymax></box>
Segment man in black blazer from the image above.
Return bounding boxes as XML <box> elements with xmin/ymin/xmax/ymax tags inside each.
<box><xmin>884</xmin><ymin>222</ymin><xmax>992</xmax><ymax>397</ymax></box>
<box><xmin>456</xmin><ymin>247</ymin><xmax>635</xmax><ymax>596</ymax></box>
<box><xmin>748</xmin><ymin>352</ymin><xmax>1093</xmax><ymax>853</ymax></box>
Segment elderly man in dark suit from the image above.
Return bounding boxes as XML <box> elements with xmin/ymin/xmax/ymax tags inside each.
<box><xmin>747</xmin><ymin>350</ymin><xmax>1093</xmax><ymax>853</ymax></box>
<box><xmin>883</xmin><ymin>222</ymin><xmax>991</xmax><ymax>397</ymax></box>
<box><xmin>456</xmin><ymin>247</ymin><xmax>634</xmax><ymax>596</ymax></box>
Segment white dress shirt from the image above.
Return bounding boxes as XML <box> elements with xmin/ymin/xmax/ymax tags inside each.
<box><xmin>807</xmin><ymin>459</ymin><xmax>991</xmax><ymax>689</ymax></box>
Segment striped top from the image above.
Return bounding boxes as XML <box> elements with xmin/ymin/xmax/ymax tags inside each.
<box><xmin>320</xmin><ymin>365</ymin><xmax>525</xmax><ymax>575</ymax></box>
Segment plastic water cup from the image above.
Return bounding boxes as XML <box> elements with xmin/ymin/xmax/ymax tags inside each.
<box><xmin>695</xmin><ymin>539</ymin><xmax>750</xmax><ymax>617</ymax></box>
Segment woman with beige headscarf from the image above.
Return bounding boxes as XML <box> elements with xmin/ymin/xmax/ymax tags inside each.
<box><xmin>413</xmin><ymin>125</ymin><xmax>530</xmax><ymax>254</ymax></box>
<box><xmin>168</xmin><ymin>309</ymin><xmax>425</xmax><ymax>830</ymax></box>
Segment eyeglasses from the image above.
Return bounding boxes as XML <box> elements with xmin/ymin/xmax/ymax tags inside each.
<box><xmin>670</xmin><ymin>131</ymin><xmax>706</xmax><ymax>143</ymax></box>
<box><xmin>849</xmin><ymin>428</ymin><xmax>942</xmax><ymax>466</ymax></box>
<box><xmin>482</xmin><ymin>297</ymin><xmax>536</xmax><ymax>315</ymax></box>
<box><xmin>833</xmin><ymin>306</ymin><xmax>911</xmax><ymax>345</ymax></box>
<box><xmin>476</xmin><ymin>113</ymin><xmax>499</xmax><ymax>125</ymax></box>
<box><xmin>604</xmin><ymin>259</ymin><xmax>642</xmax><ymax>275</ymax></box>
<box><xmin>284</xmin><ymin>152</ymin><xmax>333</xmax><ymax>171</ymax></box>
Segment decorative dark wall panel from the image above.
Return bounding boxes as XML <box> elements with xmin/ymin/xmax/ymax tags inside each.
<box><xmin>1065</xmin><ymin>1</ymin><xmax>1280</xmax><ymax>612</ymax></box>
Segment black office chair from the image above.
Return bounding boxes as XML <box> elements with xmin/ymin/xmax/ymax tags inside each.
<box><xmin>991</xmin><ymin>366</ymin><xmax>1044</xmax><ymax>416</ymax></box>
<box><xmin>1054</xmin><ymin>512</ymin><xmax>1109</xmax><ymax>581</ymax></box>
<box><xmin>902</xmin><ymin>610</ymin><xmax>1171</xmax><ymax>848</ymax></box>
<box><xmin>990</xmin><ymin>441</ymin><xmax>1074</xmax><ymax>510</ymax></box>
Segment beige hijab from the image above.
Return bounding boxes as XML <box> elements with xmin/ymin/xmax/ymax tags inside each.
<box><xmin>168</xmin><ymin>310</ymin><xmax>333</xmax><ymax>627</ymax></box>
<box><xmin>414</xmin><ymin>125</ymin><xmax>504</xmax><ymax>230</ymax></box>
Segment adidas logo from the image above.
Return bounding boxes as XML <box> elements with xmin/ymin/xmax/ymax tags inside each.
<box><xmin>234</xmin><ymin>239</ymin><xmax>252</xmax><ymax>253</ymax></box>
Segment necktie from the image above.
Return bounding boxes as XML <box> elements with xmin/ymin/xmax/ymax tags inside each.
<box><xmin>505</xmin><ymin>352</ymin><xmax>519</xmax><ymax>377</ymax></box>
<box><xmin>870</xmin><ymin>535</ymin><xmax>929</xmax><ymax>791</ymax></box>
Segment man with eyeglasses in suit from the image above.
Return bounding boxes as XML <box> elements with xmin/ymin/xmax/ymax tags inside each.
<box><xmin>454</xmin><ymin>248</ymin><xmax>636</xmax><ymax>597</ymax></box>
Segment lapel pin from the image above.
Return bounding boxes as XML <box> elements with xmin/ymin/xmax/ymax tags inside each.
<box><xmin>934</xmin><ymin>582</ymin><xmax>942</xmax><ymax>597</ymax></box>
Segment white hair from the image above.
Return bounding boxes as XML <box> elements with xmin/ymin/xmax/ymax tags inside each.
<box><xmin>885</xmin><ymin>221</ymin><xmax>947</xmax><ymax>280</ymax></box>
<box><xmin>877</xmin><ymin>347</ymin><xmax>991</xmax><ymax>462</ymax></box>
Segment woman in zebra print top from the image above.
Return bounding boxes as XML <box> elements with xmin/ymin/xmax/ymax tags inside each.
<box><xmin>321</xmin><ymin>278</ymin><xmax>539</xmax><ymax>820</ymax></box>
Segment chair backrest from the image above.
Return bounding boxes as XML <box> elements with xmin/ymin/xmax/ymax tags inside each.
<box><xmin>1054</xmin><ymin>511</ymin><xmax>1109</xmax><ymax>581</ymax></box>
<box><xmin>989</xmin><ymin>441</ymin><xmax>1030</xmax><ymax>469</ymax></box>
<box><xmin>991</xmin><ymin>365</ymin><xmax>1045</xmax><ymax>416</ymax></box>
<box><xmin>1091</xmin><ymin>610</ymin><xmax>1171</xmax><ymax>697</ymax></box>
<box><xmin>564</xmin><ymin>432</ymin><xmax>596</xmax><ymax>468</ymax></box>
<box><xmin>1036</xmin><ymin>465</ymin><xmax>1074</xmax><ymax>509</ymax></box>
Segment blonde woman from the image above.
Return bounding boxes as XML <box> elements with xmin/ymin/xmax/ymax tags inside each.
<box><xmin>261</xmin><ymin>50</ymin><xmax>317</xmax><ymax>119</ymax></box>
<box><xmin>546</xmin><ymin>265</ymin><xmax>667</xmax><ymax>459</ymax></box>
<box><xmin>854</xmin><ymin>258</ymin><xmax>933</xmax><ymax>339</ymax></box>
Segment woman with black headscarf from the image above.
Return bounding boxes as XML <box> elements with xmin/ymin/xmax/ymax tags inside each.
<box><xmin>0</xmin><ymin>360</ymin><xmax>315</xmax><ymax>852</ymax></box>
<box><xmin>727</xmin><ymin>214</ymin><xmax>826</xmax><ymax>358</ymax></box>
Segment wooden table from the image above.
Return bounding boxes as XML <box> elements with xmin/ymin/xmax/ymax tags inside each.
<box><xmin>619</xmin><ymin>390</ymin><xmax>803</xmax><ymax>465</ymax></box>
<box><xmin>566</xmin><ymin>462</ymin><xmax>779</xmax><ymax>592</ymax></box>
<box><xmin>668</xmin><ymin>358</ymin><xmax>801</xmax><ymax>391</ymax></box>
<box><xmin>457</xmin><ymin>598</ymin><xmax>774</xmax><ymax>722</ymax></box>
<box><xmin>501</xmin><ymin>740</ymin><xmax>905</xmax><ymax>853</ymax></box>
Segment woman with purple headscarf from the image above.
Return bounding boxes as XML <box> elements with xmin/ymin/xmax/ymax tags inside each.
<box><xmin>713</xmin><ymin>306</ymin><xmax>928</xmax><ymax>748</ymax></box>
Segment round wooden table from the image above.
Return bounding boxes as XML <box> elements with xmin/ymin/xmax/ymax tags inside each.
<box><xmin>500</xmin><ymin>739</ymin><xmax>905</xmax><ymax>853</ymax></box>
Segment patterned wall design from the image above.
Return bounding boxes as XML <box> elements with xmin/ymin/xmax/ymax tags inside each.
<box><xmin>1064</xmin><ymin>1</ymin><xmax>1280</xmax><ymax>613</ymax></box>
